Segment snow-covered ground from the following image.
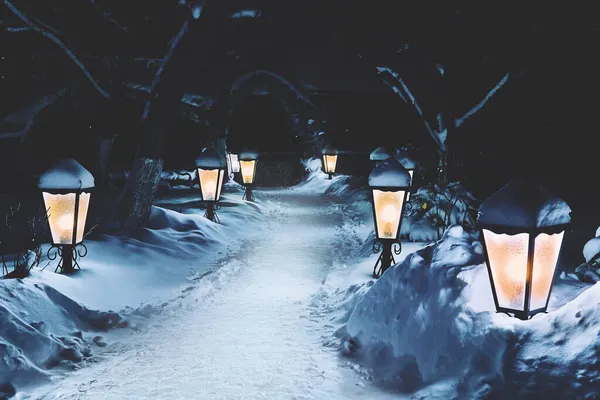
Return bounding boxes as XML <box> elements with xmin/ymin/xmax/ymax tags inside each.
<box><xmin>3</xmin><ymin>161</ymin><xmax>599</xmax><ymax>399</ymax></box>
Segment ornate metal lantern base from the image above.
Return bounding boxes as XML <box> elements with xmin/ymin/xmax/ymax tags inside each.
<box><xmin>372</xmin><ymin>239</ymin><xmax>401</xmax><ymax>278</ymax></box>
<box><xmin>326</xmin><ymin>173</ymin><xmax>333</xmax><ymax>180</ymax></box>
<box><xmin>200</xmin><ymin>201</ymin><xmax>220</xmax><ymax>223</ymax></box>
<box><xmin>242</xmin><ymin>186</ymin><xmax>255</xmax><ymax>202</ymax></box>
<box><xmin>48</xmin><ymin>243</ymin><xmax>88</xmax><ymax>274</ymax></box>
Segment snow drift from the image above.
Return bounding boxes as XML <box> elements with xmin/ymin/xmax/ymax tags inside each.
<box><xmin>341</xmin><ymin>225</ymin><xmax>599</xmax><ymax>398</ymax></box>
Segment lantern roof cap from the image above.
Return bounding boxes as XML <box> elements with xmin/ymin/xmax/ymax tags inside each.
<box><xmin>370</xmin><ymin>146</ymin><xmax>392</xmax><ymax>161</ymax></box>
<box><xmin>38</xmin><ymin>158</ymin><xmax>95</xmax><ymax>190</ymax></box>
<box><xmin>368</xmin><ymin>158</ymin><xmax>411</xmax><ymax>188</ymax></box>
<box><xmin>239</xmin><ymin>148</ymin><xmax>259</xmax><ymax>160</ymax></box>
<box><xmin>194</xmin><ymin>148</ymin><xmax>226</xmax><ymax>168</ymax></box>
<box><xmin>394</xmin><ymin>148</ymin><xmax>416</xmax><ymax>169</ymax></box>
<box><xmin>478</xmin><ymin>178</ymin><xmax>571</xmax><ymax>229</ymax></box>
<box><xmin>321</xmin><ymin>146</ymin><xmax>338</xmax><ymax>155</ymax></box>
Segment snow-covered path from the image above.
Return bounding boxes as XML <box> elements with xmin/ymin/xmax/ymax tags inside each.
<box><xmin>30</xmin><ymin>189</ymin><xmax>402</xmax><ymax>400</ymax></box>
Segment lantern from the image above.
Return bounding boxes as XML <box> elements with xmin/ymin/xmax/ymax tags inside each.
<box><xmin>195</xmin><ymin>148</ymin><xmax>227</xmax><ymax>222</ymax></box>
<box><xmin>239</xmin><ymin>149</ymin><xmax>259</xmax><ymax>202</ymax></box>
<box><xmin>369</xmin><ymin>146</ymin><xmax>392</xmax><ymax>169</ymax></box>
<box><xmin>38</xmin><ymin>159</ymin><xmax>94</xmax><ymax>274</ymax></box>
<box><xmin>369</xmin><ymin>158</ymin><xmax>411</xmax><ymax>278</ymax></box>
<box><xmin>321</xmin><ymin>147</ymin><xmax>338</xmax><ymax>179</ymax></box>
<box><xmin>227</xmin><ymin>152</ymin><xmax>240</xmax><ymax>177</ymax></box>
<box><xmin>477</xmin><ymin>179</ymin><xmax>570</xmax><ymax>320</ymax></box>
<box><xmin>395</xmin><ymin>148</ymin><xmax>416</xmax><ymax>201</ymax></box>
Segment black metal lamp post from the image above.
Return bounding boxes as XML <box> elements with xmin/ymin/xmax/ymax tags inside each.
<box><xmin>38</xmin><ymin>159</ymin><xmax>94</xmax><ymax>274</ymax></box>
<box><xmin>227</xmin><ymin>152</ymin><xmax>240</xmax><ymax>179</ymax></box>
<box><xmin>195</xmin><ymin>148</ymin><xmax>227</xmax><ymax>223</ymax></box>
<box><xmin>369</xmin><ymin>146</ymin><xmax>392</xmax><ymax>169</ymax></box>
<box><xmin>321</xmin><ymin>147</ymin><xmax>338</xmax><ymax>179</ymax></box>
<box><xmin>477</xmin><ymin>179</ymin><xmax>570</xmax><ymax>320</ymax></box>
<box><xmin>369</xmin><ymin>158</ymin><xmax>412</xmax><ymax>278</ymax></box>
<box><xmin>395</xmin><ymin>148</ymin><xmax>416</xmax><ymax>201</ymax></box>
<box><xmin>239</xmin><ymin>149</ymin><xmax>259</xmax><ymax>202</ymax></box>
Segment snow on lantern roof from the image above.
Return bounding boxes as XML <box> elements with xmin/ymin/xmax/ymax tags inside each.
<box><xmin>239</xmin><ymin>149</ymin><xmax>259</xmax><ymax>160</ymax></box>
<box><xmin>321</xmin><ymin>146</ymin><xmax>338</xmax><ymax>155</ymax></box>
<box><xmin>38</xmin><ymin>159</ymin><xmax>95</xmax><ymax>190</ymax></box>
<box><xmin>368</xmin><ymin>158</ymin><xmax>411</xmax><ymax>188</ymax></box>
<box><xmin>394</xmin><ymin>148</ymin><xmax>416</xmax><ymax>169</ymax></box>
<box><xmin>370</xmin><ymin>146</ymin><xmax>392</xmax><ymax>161</ymax></box>
<box><xmin>195</xmin><ymin>148</ymin><xmax>226</xmax><ymax>169</ymax></box>
<box><xmin>478</xmin><ymin>178</ymin><xmax>571</xmax><ymax>229</ymax></box>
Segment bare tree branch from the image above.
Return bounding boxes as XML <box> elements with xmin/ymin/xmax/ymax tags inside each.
<box><xmin>455</xmin><ymin>72</ymin><xmax>510</xmax><ymax>128</ymax></box>
<box><xmin>4</xmin><ymin>0</ymin><xmax>111</xmax><ymax>98</ymax></box>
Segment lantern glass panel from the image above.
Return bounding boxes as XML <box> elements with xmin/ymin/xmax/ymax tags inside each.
<box><xmin>323</xmin><ymin>154</ymin><xmax>337</xmax><ymax>174</ymax></box>
<box><xmin>482</xmin><ymin>230</ymin><xmax>529</xmax><ymax>310</ymax></box>
<box><xmin>198</xmin><ymin>168</ymin><xmax>224</xmax><ymax>201</ymax></box>
<box><xmin>373</xmin><ymin>189</ymin><xmax>405</xmax><ymax>239</ymax></box>
<box><xmin>530</xmin><ymin>231</ymin><xmax>564</xmax><ymax>310</ymax></box>
<box><xmin>229</xmin><ymin>154</ymin><xmax>240</xmax><ymax>173</ymax></box>
<box><xmin>240</xmin><ymin>160</ymin><xmax>256</xmax><ymax>184</ymax></box>
<box><xmin>43</xmin><ymin>192</ymin><xmax>91</xmax><ymax>245</ymax></box>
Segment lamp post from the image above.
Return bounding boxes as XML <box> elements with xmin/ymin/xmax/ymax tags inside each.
<box><xmin>38</xmin><ymin>159</ymin><xmax>94</xmax><ymax>274</ymax></box>
<box><xmin>369</xmin><ymin>158</ymin><xmax>411</xmax><ymax>278</ymax></box>
<box><xmin>395</xmin><ymin>148</ymin><xmax>416</xmax><ymax>201</ymax></box>
<box><xmin>369</xmin><ymin>146</ymin><xmax>392</xmax><ymax>169</ymax></box>
<box><xmin>239</xmin><ymin>149</ymin><xmax>259</xmax><ymax>202</ymax></box>
<box><xmin>195</xmin><ymin>148</ymin><xmax>227</xmax><ymax>223</ymax></box>
<box><xmin>227</xmin><ymin>152</ymin><xmax>240</xmax><ymax>179</ymax></box>
<box><xmin>321</xmin><ymin>147</ymin><xmax>338</xmax><ymax>179</ymax></box>
<box><xmin>477</xmin><ymin>178</ymin><xmax>570</xmax><ymax>320</ymax></box>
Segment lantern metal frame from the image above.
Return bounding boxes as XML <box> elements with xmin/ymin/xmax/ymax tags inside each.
<box><xmin>369</xmin><ymin>185</ymin><xmax>410</xmax><ymax>278</ymax></box>
<box><xmin>239</xmin><ymin>157</ymin><xmax>258</xmax><ymax>202</ymax></box>
<box><xmin>43</xmin><ymin>188</ymin><xmax>92</xmax><ymax>274</ymax></box>
<box><xmin>321</xmin><ymin>150</ymin><xmax>338</xmax><ymax>180</ymax></box>
<box><xmin>197</xmin><ymin>167</ymin><xmax>225</xmax><ymax>223</ymax></box>
<box><xmin>477</xmin><ymin>222</ymin><xmax>569</xmax><ymax>320</ymax></box>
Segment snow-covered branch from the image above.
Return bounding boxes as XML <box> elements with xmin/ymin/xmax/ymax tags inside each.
<box><xmin>231</xmin><ymin>10</ymin><xmax>262</xmax><ymax>18</ymax></box>
<box><xmin>6</xmin><ymin>26</ymin><xmax>31</xmax><ymax>32</ymax></box>
<box><xmin>141</xmin><ymin>20</ymin><xmax>190</xmax><ymax>120</ymax></box>
<box><xmin>4</xmin><ymin>0</ymin><xmax>111</xmax><ymax>99</ymax></box>
<box><xmin>454</xmin><ymin>72</ymin><xmax>510</xmax><ymax>128</ymax></box>
<box><xmin>87</xmin><ymin>0</ymin><xmax>129</xmax><ymax>31</ymax></box>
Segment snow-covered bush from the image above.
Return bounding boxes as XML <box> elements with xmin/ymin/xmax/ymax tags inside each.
<box><xmin>576</xmin><ymin>226</ymin><xmax>600</xmax><ymax>282</ymax></box>
<box><xmin>341</xmin><ymin>225</ymin><xmax>600</xmax><ymax>398</ymax></box>
<box><xmin>401</xmin><ymin>182</ymin><xmax>479</xmax><ymax>242</ymax></box>
<box><xmin>1</xmin><ymin>202</ymin><xmax>48</xmax><ymax>278</ymax></box>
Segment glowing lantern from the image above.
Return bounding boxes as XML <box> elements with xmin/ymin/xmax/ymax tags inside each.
<box><xmin>369</xmin><ymin>146</ymin><xmax>392</xmax><ymax>168</ymax></box>
<box><xmin>38</xmin><ymin>159</ymin><xmax>94</xmax><ymax>274</ymax></box>
<box><xmin>239</xmin><ymin>149</ymin><xmax>259</xmax><ymax>202</ymax></box>
<box><xmin>477</xmin><ymin>179</ymin><xmax>571</xmax><ymax>320</ymax></box>
<box><xmin>395</xmin><ymin>148</ymin><xmax>416</xmax><ymax>201</ymax></box>
<box><xmin>369</xmin><ymin>158</ymin><xmax>411</xmax><ymax>278</ymax></box>
<box><xmin>195</xmin><ymin>148</ymin><xmax>227</xmax><ymax>222</ymax></box>
<box><xmin>321</xmin><ymin>147</ymin><xmax>338</xmax><ymax>179</ymax></box>
<box><xmin>227</xmin><ymin>152</ymin><xmax>240</xmax><ymax>177</ymax></box>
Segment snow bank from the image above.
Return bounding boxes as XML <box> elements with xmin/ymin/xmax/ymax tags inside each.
<box><xmin>341</xmin><ymin>225</ymin><xmax>599</xmax><ymax>398</ymax></box>
<box><xmin>0</xmin><ymin>279</ymin><xmax>126</xmax><ymax>391</ymax></box>
<box><xmin>38</xmin><ymin>159</ymin><xmax>95</xmax><ymax>190</ymax></box>
<box><xmin>295</xmin><ymin>158</ymin><xmax>368</xmax><ymax>202</ymax></box>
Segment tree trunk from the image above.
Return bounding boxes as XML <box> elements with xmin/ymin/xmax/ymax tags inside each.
<box><xmin>437</xmin><ymin>149</ymin><xmax>448</xmax><ymax>186</ymax></box>
<box><xmin>95</xmin><ymin>136</ymin><xmax>114</xmax><ymax>187</ymax></box>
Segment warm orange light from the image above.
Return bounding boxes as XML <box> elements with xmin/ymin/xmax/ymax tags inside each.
<box><xmin>531</xmin><ymin>231</ymin><xmax>564</xmax><ymax>309</ymax></box>
<box><xmin>197</xmin><ymin>168</ymin><xmax>224</xmax><ymax>201</ymax></box>
<box><xmin>373</xmin><ymin>189</ymin><xmax>405</xmax><ymax>239</ymax></box>
<box><xmin>240</xmin><ymin>160</ymin><xmax>256</xmax><ymax>184</ymax></box>
<box><xmin>482</xmin><ymin>230</ymin><xmax>528</xmax><ymax>310</ymax></box>
<box><xmin>483</xmin><ymin>230</ymin><xmax>564</xmax><ymax>311</ymax></box>
<box><xmin>323</xmin><ymin>154</ymin><xmax>338</xmax><ymax>174</ymax></box>
<box><xmin>43</xmin><ymin>192</ymin><xmax>91</xmax><ymax>245</ymax></box>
